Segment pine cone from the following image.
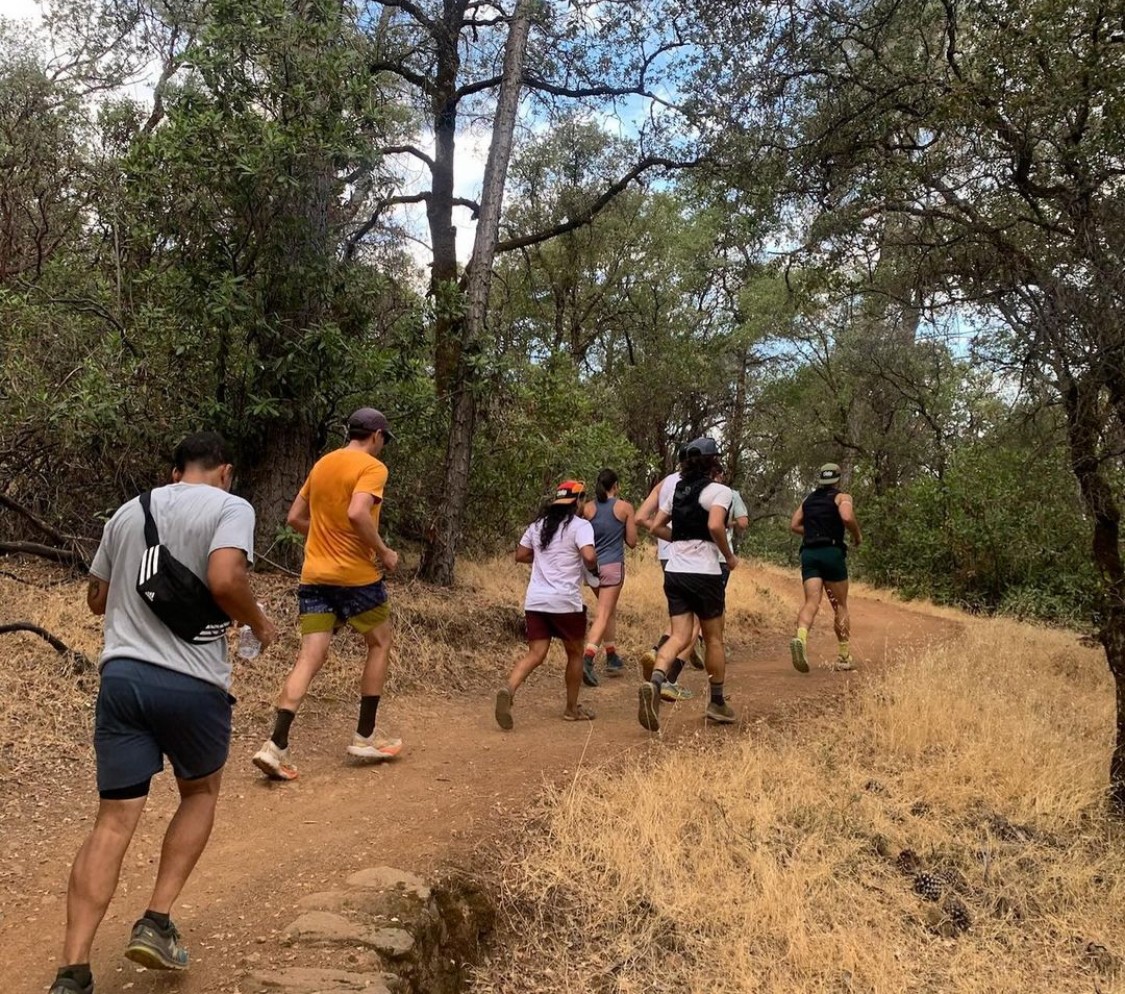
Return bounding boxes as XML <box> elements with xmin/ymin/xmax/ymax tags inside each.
<box><xmin>936</xmin><ymin>865</ymin><xmax>969</xmax><ymax>894</ymax></box>
<box><xmin>914</xmin><ymin>871</ymin><xmax>944</xmax><ymax>902</ymax></box>
<box><xmin>897</xmin><ymin>849</ymin><xmax>921</xmax><ymax>874</ymax></box>
<box><xmin>944</xmin><ymin>896</ymin><xmax>972</xmax><ymax>933</ymax></box>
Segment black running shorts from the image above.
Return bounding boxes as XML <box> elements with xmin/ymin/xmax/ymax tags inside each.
<box><xmin>663</xmin><ymin>571</ymin><xmax>726</xmax><ymax>621</ymax></box>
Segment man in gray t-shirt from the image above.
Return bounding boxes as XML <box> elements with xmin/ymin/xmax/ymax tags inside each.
<box><xmin>50</xmin><ymin>432</ymin><xmax>276</xmax><ymax>994</ymax></box>
<box><xmin>91</xmin><ymin>478</ymin><xmax>257</xmax><ymax>690</ymax></box>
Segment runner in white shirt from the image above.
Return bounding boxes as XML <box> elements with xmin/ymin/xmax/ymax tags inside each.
<box><xmin>636</xmin><ymin>446</ymin><xmax>702</xmax><ymax>700</ymax></box>
<box><xmin>495</xmin><ymin>480</ymin><xmax>599</xmax><ymax>730</ymax></box>
<box><xmin>638</xmin><ymin>437</ymin><xmax>739</xmax><ymax>732</ymax></box>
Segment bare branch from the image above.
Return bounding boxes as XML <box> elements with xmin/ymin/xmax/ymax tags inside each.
<box><xmin>0</xmin><ymin>492</ymin><xmax>94</xmax><ymax>549</ymax></box>
<box><xmin>0</xmin><ymin>541</ymin><xmax>86</xmax><ymax>566</ymax></box>
<box><xmin>369</xmin><ymin>60</ymin><xmax>433</xmax><ymax>94</ymax></box>
<box><xmin>373</xmin><ymin>0</ymin><xmax>438</xmax><ymax>33</ymax></box>
<box><xmin>379</xmin><ymin>144</ymin><xmax>436</xmax><ymax>169</ymax></box>
<box><xmin>0</xmin><ymin>623</ymin><xmax>93</xmax><ymax>671</ymax></box>
<box><xmin>494</xmin><ymin>156</ymin><xmax>704</xmax><ymax>255</ymax></box>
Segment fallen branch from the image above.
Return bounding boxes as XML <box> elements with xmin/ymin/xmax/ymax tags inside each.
<box><xmin>0</xmin><ymin>623</ymin><xmax>94</xmax><ymax>672</ymax></box>
<box><xmin>0</xmin><ymin>541</ymin><xmax>87</xmax><ymax>566</ymax></box>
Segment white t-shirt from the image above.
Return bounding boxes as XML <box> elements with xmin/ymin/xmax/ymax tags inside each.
<box><xmin>519</xmin><ymin>516</ymin><xmax>596</xmax><ymax>613</ymax></box>
<box><xmin>656</xmin><ymin>471</ymin><xmax>680</xmax><ymax>561</ymax></box>
<box><xmin>660</xmin><ymin>480</ymin><xmax>733</xmax><ymax>575</ymax></box>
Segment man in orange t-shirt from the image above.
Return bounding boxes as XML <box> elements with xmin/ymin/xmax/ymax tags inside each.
<box><xmin>252</xmin><ymin>408</ymin><xmax>403</xmax><ymax>781</ymax></box>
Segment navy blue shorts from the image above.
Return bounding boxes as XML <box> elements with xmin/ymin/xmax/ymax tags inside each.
<box><xmin>297</xmin><ymin>580</ymin><xmax>390</xmax><ymax>635</ymax></box>
<box><xmin>95</xmin><ymin>658</ymin><xmax>234</xmax><ymax>799</ymax></box>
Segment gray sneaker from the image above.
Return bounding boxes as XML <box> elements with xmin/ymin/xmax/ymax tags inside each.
<box><xmin>124</xmin><ymin>917</ymin><xmax>188</xmax><ymax>970</ymax></box>
<box><xmin>705</xmin><ymin>700</ymin><xmax>737</xmax><ymax>724</ymax></box>
<box><xmin>789</xmin><ymin>637</ymin><xmax>810</xmax><ymax>674</ymax></box>
<box><xmin>637</xmin><ymin>681</ymin><xmax>661</xmax><ymax>732</ymax></box>
<box><xmin>835</xmin><ymin>657</ymin><xmax>856</xmax><ymax>672</ymax></box>
<box><xmin>49</xmin><ymin>979</ymin><xmax>92</xmax><ymax>994</ymax></box>
<box><xmin>582</xmin><ymin>658</ymin><xmax>600</xmax><ymax>687</ymax></box>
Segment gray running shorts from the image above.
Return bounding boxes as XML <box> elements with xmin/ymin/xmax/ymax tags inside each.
<box><xmin>95</xmin><ymin>658</ymin><xmax>233</xmax><ymax>798</ymax></box>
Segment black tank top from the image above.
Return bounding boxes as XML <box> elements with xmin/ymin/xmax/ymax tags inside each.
<box><xmin>802</xmin><ymin>487</ymin><xmax>845</xmax><ymax>548</ymax></box>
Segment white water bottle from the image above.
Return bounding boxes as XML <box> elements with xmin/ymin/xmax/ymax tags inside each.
<box><xmin>237</xmin><ymin>604</ymin><xmax>265</xmax><ymax>660</ymax></box>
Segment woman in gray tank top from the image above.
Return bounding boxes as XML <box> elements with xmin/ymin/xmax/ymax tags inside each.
<box><xmin>579</xmin><ymin>469</ymin><xmax>637</xmax><ymax>682</ymax></box>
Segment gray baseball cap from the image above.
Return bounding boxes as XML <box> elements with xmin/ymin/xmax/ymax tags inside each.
<box><xmin>686</xmin><ymin>436</ymin><xmax>720</xmax><ymax>457</ymax></box>
<box><xmin>818</xmin><ymin>463</ymin><xmax>841</xmax><ymax>485</ymax></box>
<box><xmin>348</xmin><ymin>407</ymin><xmax>396</xmax><ymax>442</ymax></box>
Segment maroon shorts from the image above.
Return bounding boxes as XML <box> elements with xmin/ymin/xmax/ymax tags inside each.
<box><xmin>525</xmin><ymin>609</ymin><xmax>587</xmax><ymax>643</ymax></box>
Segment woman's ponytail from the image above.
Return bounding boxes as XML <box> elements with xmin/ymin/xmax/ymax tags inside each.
<box><xmin>595</xmin><ymin>468</ymin><xmax>618</xmax><ymax>503</ymax></box>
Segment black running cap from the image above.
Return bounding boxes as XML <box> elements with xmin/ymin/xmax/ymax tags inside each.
<box><xmin>686</xmin><ymin>436</ymin><xmax>719</xmax><ymax>457</ymax></box>
<box><xmin>348</xmin><ymin>408</ymin><xmax>396</xmax><ymax>442</ymax></box>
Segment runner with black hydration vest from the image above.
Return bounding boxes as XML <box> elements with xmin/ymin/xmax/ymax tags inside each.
<box><xmin>788</xmin><ymin>463</ymin><xmax>864</xmax><ymax>673</ymax></box>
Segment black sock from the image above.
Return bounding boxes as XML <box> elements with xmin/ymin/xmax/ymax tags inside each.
<box><xmin>651</xmin><ymin>670</ymin><xmax>666</xmax><ymax>689</ymax></box>
<box><xmin>667</xmin><ymin>657</ymin><xmax>686</xmax><ymax>683</ymax></box>
<box><xmin>143</xmin><ymin>909</ymin><xmax>172</xmax><ymax>930</ymax></box>
<box><xmin>271</xmin><ymin>708</ymin><xmax>296</xmax><ymax>750</ymax></box>
<box><xmin>56</xmin><ymin>965</ymin><xmax>92</xmax><ymax>989</ymax></box>
<box><xmin>357</xmin><ymin>695</ymin><xmax>380</xmax><ymax>738</ymax></box>
<box><xmin>654</xmin><ymin>633</ymin><xmax>670</xmax><ymax>653</ymax></box>
<box><xmin>710</xmin><ymin>681</ymin><xmax>725</xmax><ymax>705</ymax></box>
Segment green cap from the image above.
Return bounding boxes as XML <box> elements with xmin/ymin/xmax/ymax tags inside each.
<box><xmin>818</xmin><ymin>463</ymin><xmax>842</xmax><ymax>485</ymax></box>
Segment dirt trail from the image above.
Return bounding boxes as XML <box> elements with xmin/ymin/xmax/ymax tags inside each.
<box><xmin>0</xmin><ymin>573</ymin><xmax>959</xmax><ymax>994</ymax></box>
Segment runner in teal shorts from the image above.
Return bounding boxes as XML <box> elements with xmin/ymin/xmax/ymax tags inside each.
<box><xmin>788</xmin><ymin>464</ymin><xmax>864</xmax><ymax>673</ymax></box>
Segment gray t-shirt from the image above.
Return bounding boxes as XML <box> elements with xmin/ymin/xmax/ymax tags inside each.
<box><xmin>90</xmin><ymin>483</ymin><xmax>256</xmax><ymax>690</ymax></box>
<box><xmin>725</xmin><ymin>489</ymin><xmax>750</xmax><ymax>554</ymax></box>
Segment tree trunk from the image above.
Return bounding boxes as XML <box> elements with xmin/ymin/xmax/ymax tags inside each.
<box><xmin>429</xmin><ymin>4</ymin><xmax>464</xmax><ymax>397</ymax></box>
<box><xmin>420</xmin><ymin>0</ymin><xmax>534</xmax><ymax>585</ymax></box>
<box><xmin>241</xmin><ymin>421</ymin><xmax>319</xmax><ymax>568</ymax></box>
<box><xmin>1061</xmin><ymin>370</ymin><xmax>1125</xmax><ymax>813</ymax></box>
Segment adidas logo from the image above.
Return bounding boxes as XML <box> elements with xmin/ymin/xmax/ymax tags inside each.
<box><xmin>145</xmin><ymin>591</ymin><xmax>156</xmax><ymax>601</ymax></box>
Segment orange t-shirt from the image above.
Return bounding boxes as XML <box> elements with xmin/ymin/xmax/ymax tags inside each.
<box><xmin>299</xmin><ymin>448</ymin><xmax>388</xmax><ymax>586</ymax></box>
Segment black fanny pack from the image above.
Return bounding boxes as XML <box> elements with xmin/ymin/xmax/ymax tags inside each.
<box><xmin>135</xmin><ymin>490</ymin><xmax>231</xmax><ymax>644</ymax></box>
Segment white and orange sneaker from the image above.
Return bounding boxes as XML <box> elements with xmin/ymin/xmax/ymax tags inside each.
<box><xmin>252</xmin><ymin>740</ymin><xmax>299</xmax><ymax>781</ymax></box>
<box><xmin>346</xmin><ymin>731</ymin><xmax>403</xmax><ymax>761</ymax></box>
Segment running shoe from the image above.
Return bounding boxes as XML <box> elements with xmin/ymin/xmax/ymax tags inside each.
<box><xmin>582</xmin><ymin>657</ymin><xmax>600</xmax><ymax>687</ymax></box>
<box><xmin>705</xmin><ymin>701</ymin><xmax>737</xmax><ymax>724</ymax></box>
<box><xmin>690</xmin><ymin>638</ymin><xmax>705</xmax><ymax>670</ymax></box>
<box><xmin>252</xmin><ymin>739</ymin><xmax>299</xmax><ymax>781</ymax></box>
<box><xmin>347</xmin><ymin>731</ymin><xmax>403</xmax><ymax>760</ymax></box>
<box><xmin>789</xmin><ymin>637</ymin><xmax>810</xmax><ymax>674</ymax></box>
<box><xmin>605</xmin><ymin>652</ymin><xmax>625</xmax><ymax>677</ymax></box>
<box><xmin>495</xmin><ymin>688</ymin><xmax>514</xmax><ymax>730</ymax></box>
<box><xmin>48</xmin><ymin>978</ymin><xmax>92</xmax><ymax>994</ymax></box>
<box><xmin>834</xmin><ymin>657</ymin><xmax>856</xmax><ymax>672</ymax></box>
<box><xmin>640</xmin><ymin>649</ymin><xmax>656</xmax><ymax>680</ymax></box>
<box><xmin>637</xmin><ymin>681</ymin><xmax>661</xmax><ymax>732</ymax></box>
<box><xmin>124</xmin><ymin>916</ymin><xmax>189</xmax><ymax>971</ymax></box>
<box><xmin>659</xmin><ymin>681</ymin><xmax>695</xmax><ymax>702</ymax></box>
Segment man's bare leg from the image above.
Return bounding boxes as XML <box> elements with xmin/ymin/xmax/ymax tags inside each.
<box><xmin>147</xmin><ymin>770</ymin><xmax>223</xmax><ymax>914</ymax></box>
<box><xmin>254</xmin><ymin>632</ymin><xmax>333</xmax><ymax>779</ymax></box>
<box><xmin>790</xmin><ymin>578</ymin><xmax>824</xmax><ymax>673</ymax></box>
<box><xmin>825</xmin><ymin>579</ymin><xmax>852</xmax><ymax>669</ymax></box>
<box><xmin>61</xmin><ymin>795</ymin><xmax>147</xmax><ymax>965</ymax></box>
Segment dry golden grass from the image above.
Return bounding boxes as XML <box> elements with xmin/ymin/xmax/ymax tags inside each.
<box><xmin>479</xmin><ymin>616</ymin><xmax>1125</xmax><ymax>994</ymax></box>
<box><xmin>0</xmin><ymin>548</ymin><xmax>787</xmax><ymax>778</ymax></box>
